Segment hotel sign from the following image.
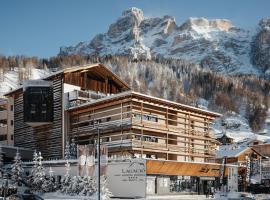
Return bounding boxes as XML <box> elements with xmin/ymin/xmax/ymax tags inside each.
<box><xmin>107</xmin><ymin>159</ymin><xmax>146</xmax><ymax>198</ymax></box>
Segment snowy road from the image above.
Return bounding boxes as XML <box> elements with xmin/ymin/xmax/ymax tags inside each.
<box><xmin>42</xmin><ymin>193</ymin><xmax>270</xmax><ymax>200</ymax></box>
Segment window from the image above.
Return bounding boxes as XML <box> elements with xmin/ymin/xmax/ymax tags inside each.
<box><xmin>204</xmin><ymin>119</ymin><xmax>208</xmax><ymax>132</ymax></box>
<box><xmin>146</xmin><ymin>154</ymin><xmax>151</xmax><ymax>158</ymax></box>
<box><xmin>190</xmin><ymin>120</ymin><xmax>194</xmax><ymax>129</ymax></box>
<box><xmin>41</xmin><ymin>103</ymin><xmax>47</xmax><ymax>114</ymax></box>
<box><xmin>150</xmin><ymin>115</ymin><xmax>158</xmax><ymax>122</ymax></box>
<box><xmin>253</xmin><ymin>142</ymin><xmax>259</xmax><ymax>145</ymax></box>
<box><xmin>11</xmin><ymin>135</ymin><xmax>14</xmax><ymax>140</ymax></box>
<box><xmin>10</xmin><ymin>105</ymin><xmax>13</xmax><ymax>111</ymax></box>
<box><xmin>0</xmin><ymin>135</ymin><xmax>7</xmax><ymax>141</ymax></box>
<box><xmin>30</xmin><ymin>104</ymin><xmax>36</xmax><ymax>114</ymax></box>
<box><xmin>134</xmin><ymin>114</ymin><xmax>141</xmax><ymax>120</ymax></box>
<box><xmin>10</xmin><ymin>120</ymin><xmax>13</xmax><ymax>126</ymax></box>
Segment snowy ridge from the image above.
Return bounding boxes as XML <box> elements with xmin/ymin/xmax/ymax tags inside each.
<box><xmin>213</xmin><ymin>112</ymin><xmax>270</xmax><ymax>143</ymax></box>
<box><xmin>214</xmin><ymin>111</ymin><xmax>270</xmax><ymax>159</ymax></box>
<box><xmin>60</xmin><ymin>7</ymin><xmax>270</xmax><ymax>76</ymax></box>
<box><xmin>0</xmin><ymin>68</ymin><xmax>50</xmax><ymax>97</ymax></box>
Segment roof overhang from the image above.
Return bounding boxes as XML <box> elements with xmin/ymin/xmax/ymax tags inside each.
<box><xmin>68</xmin><ymin>90</ymin><xmax>221</xmax><ymax>118</ymax></box>
<box><xmin>4</xmin><ymin>63</ymin><xmax>130</xmax><ymax>96</ymax></box>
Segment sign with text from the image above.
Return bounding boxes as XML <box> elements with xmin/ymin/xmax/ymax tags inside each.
<box><xmin>107</xmin><ymin>159</ymin><xmax>146</xmax><ymax>198</ymax></box>
<box><xmin>261</xmin><ymin>160</ymin><xmax>270</xmax><ymax>180</ymax></box>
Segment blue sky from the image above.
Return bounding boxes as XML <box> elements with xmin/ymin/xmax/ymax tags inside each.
<box><xmin>0</xmin><ymin>0</ymin><xmax>269</xmax><ymax>58</ymax></box>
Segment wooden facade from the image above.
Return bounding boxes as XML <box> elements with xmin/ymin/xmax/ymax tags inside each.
<box><xmin>13</xmin><ymin>76</ymin><xmax>63</xmax><ymax>158</ymax></box>
<box><xmin>5</xmin><ymin>64</ymin><xmax>129</xmax><ymax>159</ymax></box>
<box><xmin>6</xmin><ymin>63</ymin><xmax>220</xmax><ymax>164</ymax></box>
<box><xmin>68</xmin><ymin>91</ymin><xmax>221</xmax><ymax>163</ymax></box>
<box><xmin>146</xmin><ymin>160</ymin><xmax>225</xmax><ymax>177</ymax></box>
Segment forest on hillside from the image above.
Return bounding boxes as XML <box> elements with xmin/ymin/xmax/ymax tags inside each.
<box><xmin>0</xmin><ymin>55</ymin><xmax>269</xmax><ymax>131</ymax></box>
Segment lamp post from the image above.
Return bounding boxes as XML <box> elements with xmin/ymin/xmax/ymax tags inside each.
<box><xmin>97</xmin><ymin>122</ymin><xmax>101</xmax><ymax>200</ymax></box>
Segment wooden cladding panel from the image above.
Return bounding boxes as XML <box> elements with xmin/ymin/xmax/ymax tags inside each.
<box><xmin>68</xmin><ymin>95</ymin><xmax>218</xmax><ymax>161</ymax></box>
<box><xmin>64</xmin><ymin>71</ymin><xmax>121</xmax><ymax>94</ymax></box>
<box><xmin>14</xmin><ymin>78</ymin><xmax>63</xmax><ymax>158</ymax></box>
<box><xmin>146</xmin><ymin>160</ymin><xmax>222</xmax><ymax>177</ymax></box>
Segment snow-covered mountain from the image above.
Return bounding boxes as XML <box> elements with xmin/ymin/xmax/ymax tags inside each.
<box><xmin>213</xmin><ymin>112</ymin><xmax>262</xmax><ymax>143</ymax></box>
<box><xmin>59</xmin><ymin>7</ymin><xmax>270</xmax><ymax>76</ymax></box>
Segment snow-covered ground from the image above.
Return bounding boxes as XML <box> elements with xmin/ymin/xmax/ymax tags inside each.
<box><xmin>40</xmin><ymin>193</ymin><xmax>270</xmax><ymax>200</ymax></box>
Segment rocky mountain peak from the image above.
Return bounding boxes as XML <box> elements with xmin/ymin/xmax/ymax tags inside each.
<box><xmin>59</xmin><ymin>8</ymin><xmax>270</xmax><ymax>77</ymax></box>
<box><xmin>122</xmin><ymin>7</ymin><xmax>144</xmax><ymax>24</ymax></box>
<box><xmin>179</xmin><ymin>17</ymin><xmax>233</xmax><ymax>31</ymax></box>
<box><xmin>259</xmin><ymin>18</ymin><xmax>270</xmax><ymax>30</ymax></box>
<box><xmin>251</xmin><ymin>18</ymin><xmax>270</xmax><ymax>74</ymax></box>
<box><xmin>108</xmin><ymin>7</ymin><xmax>144</xmax><ymax>39</ymax></box>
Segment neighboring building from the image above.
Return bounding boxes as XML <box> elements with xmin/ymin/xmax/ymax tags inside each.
<box><xmin>252</xmin><ymin>143</ymin><xmax>270</xmax><ymax>157</ymax></box>
<box><xmin>0</xmin><ymin>97</ymin><xmax>14</xmax><ymax>145</ymax></box>
<box><xmin>5</xmin><ymin>63</ymin><xmax>224</xmax><ymax>196</ymax></box>
<box><xmin>217</xmin><ymin>133</ymin><xmax>234</xmax><ymax>145</ymax></box>
<box><xmin>0</xmin><ymin>98</ymin><xmax>8</xmax><ymax>144</ymax></box>
<box><xmin>214</xmin><ymin>146</ymin><xmax>264</xmax><ymax>191</ymax></box>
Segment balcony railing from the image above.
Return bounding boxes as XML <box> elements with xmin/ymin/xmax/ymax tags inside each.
<box><xmin>67</xmin><ymin>90</ymin><xmax>108</xmax><ymax>108</ymax></box>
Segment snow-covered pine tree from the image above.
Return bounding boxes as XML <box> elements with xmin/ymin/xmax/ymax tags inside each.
<box><xmin>29</xmin><ymin>150</ymin><xmax>38</xmax><ymax>186</ymax></box>
<box><xmin>70</xmin><ymin>138</ymin><xmax>77</xmax><ymax>159</ymax></box>
<box><xmin>60</xmin><ymin>161</ymin><xmax>71</xmax><ymax>194</ymax></box>
<box><xmin>69</xmin><ymin>176</ymin><xmax>83</xmax><ymax>195</ymax></box>
<box><xmin>100</xmin><ymin>175</ymin><xmax>112</xmax><ymax>200</ymax></box>
<box><xmin>42</xmin><ymin>167</ymin><xmax>56</xmax><ymax>193</ymax></box>
<box><xmin>80</xmin><ymin>176</ymin><xmax>96</xmax><ymax>197</ymax></box>
<box><xmin>11</xmin><ymin>148</ymin><xmax>24</xmax><ymax>185</ymax></box>
<box><xmin>31</xmin><ymin>152</ymin><xmax>46</xmax><ymax>193</ymax></box>
<box><xmin>64</xmin><ymin>141</ymin><xmax>71</xmax><ymax>160</ymax></box>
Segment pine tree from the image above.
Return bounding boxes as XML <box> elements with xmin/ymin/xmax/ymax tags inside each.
<box><xmin>29</xmin><ymin>150</ymin><xmax>38</xmax><ymax>187</ymax></box>
<box><xmin>31</xmin><ymin>152</ymin><xmax>46</xmax><ymax>193</ymax></box>
<box><xmin>11</xmin><ymin>149</ymin><xmax>24</xmax><ymax>185</ymax></box>
<box><xmin>80</xmin><ymin>176</ymin><xmax>96</xmax><ymax>197</ymax></box>
<box><xmin>61</xmin><ymin>161</ymin><xmax>72</xmax><ymax>194</ymax></box>
<box><xmin>100</xmin><ymin>176</ymin><xmax>112</xmax><ymax>200</ymax></box>
<box><xmin>70</xmin><ymin>138</ymin><xmax>77</xmax><ymax>159</ymax></box>
<box><xmin>69</xmin><ymin>176</ymin><xmax>83</xmax><ymax>195</ymax></box>
<box><xmin>42</xmin><ymin>167</ymin><xmax>56</xmax><ymax>193</ymax></box>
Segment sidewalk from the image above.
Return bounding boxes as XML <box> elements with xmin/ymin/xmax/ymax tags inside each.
<box><xmin>147</xmin><ymin>195</ymin><xmax>210</xmax><ymax>200</ymax></box>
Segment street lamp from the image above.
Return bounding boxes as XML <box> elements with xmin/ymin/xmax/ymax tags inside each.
<box><xmin>96</xmin><ymin>122</ymin><xmax>101</xmax><ymax>200</ymax></box>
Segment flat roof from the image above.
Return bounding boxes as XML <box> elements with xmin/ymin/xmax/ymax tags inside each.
<box><xmin>68</xmin><ymin>90</ymin><xmax>221</xmax><ymax>117</ymax></box>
